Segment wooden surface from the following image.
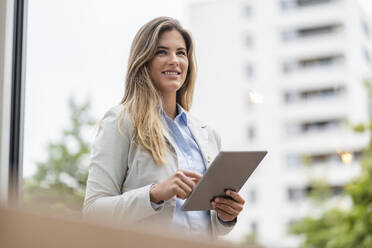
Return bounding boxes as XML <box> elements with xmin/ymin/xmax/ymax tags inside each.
<box><xmin>0</xmin><ymin>206</ymin><xmax>255</xmax><ymax>248</ymax></box>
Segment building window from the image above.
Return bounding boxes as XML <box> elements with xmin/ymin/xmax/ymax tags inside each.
<box><xmin>283</xmin><ymin>85</ymin><xmax>345</xmax><ymax>104</ymax></box>
<box><xmin>282</xmin><ymin>30</ymin><xmax>297</xmax><ymax>41</ymax></box>
<box><xmin>282</xmin><ymin>23</ymin><xmax>342</xmax><ymax>41</ymax></box>
<box><xmin>249</xmin><ymin>189</ymin><xmax>257</xmax><ymax>204</ymax></box>
<box><xmin>301</xmin><ymin>119</ymin><xmax>343</xmax><ymax>133</ymax></box>
<box><xmin>280</xmin><ymin>0</ymin><xmax>296</xmax><ymax>11</ymax></box>
<box><xmin>297</xmin><ymin>0</ymin><xmax>333</xmax><ymax>7</ymax></box>
<box><xmin>288</xmin><ymin>185</ymin><xmax>343</xmax><ymax>202</ymax></box>
<box><xmin>286</xmin><ymin>118</ymin><xmax>345</xmax><ymax>136</ymax></box>
<box><xmin>287</xmin><ymin>150</ymin><xmax>361</xmax><ymax>168</ymax></box>
<box><xmin>308</xmin><ymin>153</ymin><xmax>338</xmax><ymax>164</ymax></box>
<box><xmin>280</xmin><ymin>0</ymin><xmax>335</xmax><ymax>11</ymax></box>
<box><xmin>286</xmin><ymin>154</ymin><xmax>302</xmax><ymax>168</ymax></box>
<box><xmin>244</xmin><ymin>34</ymin><xmax>253</xmax><ymax>48</ymax></box>
<box><xmin>362</xmin><ymin>20</ymin><xmax>370</xmax><ymax>38</ymax></box>
<box><xmin>283</xmin><ymin>54</ymin><xmax>344</xmax><ymax>73</ymax></box>
<box><xmin>245</xmin><ymin>64</ymin><xmax>255</xmax><ymax>78</ymax></box>
<box><xmin>287</xmin><ymin>187</ymin><xmax>306</xmax><ymax>202</ymax></box>
<box><xmin>354</xmin><ymin>150</ymin><xmax>363</xmax><ymax>161</ymax></box>
<box><xmin>284</xmin><ymin>91</ymin><xmax>299</xmax><ymax>103</ymax></box>
<box><xmin>244</xmin><ymin>6</ymin><xmax>253</xmax><ymax>17</ymax></box>
<box><xmin>363</xmin><ymin>48</ymin><xmax>371</xmax><ymax>64</ymax></box>
<box><xmin>251</xmin><ymin>221</ymin><xmax>258</xmax><ymax>233</ymax></box>
<box><xmin>247</xmin><ymin>126</ymin><xmax>256</xmax><ymax>141</ymax></box>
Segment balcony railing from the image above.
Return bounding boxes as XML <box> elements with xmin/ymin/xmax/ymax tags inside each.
<box><xmin>280</xmin><ymin>0</ymin><xmax>339</xmax><ymax>11</ymax></box>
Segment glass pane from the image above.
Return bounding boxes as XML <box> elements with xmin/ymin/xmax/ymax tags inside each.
<box><xmin>22</xmin><ymin>0</ymin><xmax>372</xmax><ymax>247</ymax></box>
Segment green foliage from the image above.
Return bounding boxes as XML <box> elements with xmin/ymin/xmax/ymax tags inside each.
<box><xmin>353</xmin><ymin>123</ymin><xmax>366</xmax><ymax>133</ymax></box>
<box><xmin>290</xmin><ymin>83</ymin><xmax>372</xmax><ymax>248</ymax></box>
<box><xmin>302</xmin><ymin>154</ymin><xmax>312</xmax><ymax>167</ymax></box>
<box><xmin>307</xmin><ymin>178</ymin><xmax>333</xmax><ymax>204</ymax></box>
<box><xmin>245</xmin><ymin>232</ymin><xmax>257</xmax><ymax>243</ymax></box>
<box><xmin>23</xmin><ymin>96</ymin><xmax>96</xmax><ymax>211</ymax></box>
<box><xmin>243</xmin><ymin>232</ymin><xmax>263</xmax><ymax>248</ymax></box>
<box><xmin>291</xmin><ymin>209</ymin><xmax>349</xmax><ymax>248</ymax></box>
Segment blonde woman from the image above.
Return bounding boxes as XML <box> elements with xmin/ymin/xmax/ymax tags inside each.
<box><xmin>83</xmin><ymin>17</ymin><xmax>245</xmax><ymax>237</ymax></box>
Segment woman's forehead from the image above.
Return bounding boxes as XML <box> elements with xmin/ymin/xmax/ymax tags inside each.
<box><xmin>157</xmin><ymin>30</ymin><xmax>186</xmax><ymax>48</ymax></box>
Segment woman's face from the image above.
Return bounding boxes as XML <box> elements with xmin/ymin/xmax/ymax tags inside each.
<box><xmin>149</xmin><ymin>29</ymin><xmax>189</xmax><ymax>97</ymax></box>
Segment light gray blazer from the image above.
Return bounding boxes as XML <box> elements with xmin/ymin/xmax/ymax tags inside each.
<box><xmin>83</xmin><ymin>105</ymin><xmax>234</xmax><ymax>236</ymax></box>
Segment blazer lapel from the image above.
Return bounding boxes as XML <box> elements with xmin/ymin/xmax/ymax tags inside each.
<box><xmin>163</xmin><ymin>127</ymin><xmax>177</xmax><ymax>155</ymax></box>
<box><xmin>188</xmin><ymin>118</ymin><xmax>209</xmax><ymax>167</ymax></box>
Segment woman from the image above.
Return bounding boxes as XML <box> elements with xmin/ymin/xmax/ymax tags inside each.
<box><xmin>83</xmin><ymin>16</ymin><xmax>245</xmax><ymax>237</ymax></box>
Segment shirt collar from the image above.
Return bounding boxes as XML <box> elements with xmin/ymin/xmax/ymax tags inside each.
<box><xmin>176</xmin><ymin>104</ymin><xmax>188</xmax><ymax>125</ymax></box>
<box><xmin>161</xmin><ymin>104</ymin><xmax>188</xmax><ymax>125</ymax></box>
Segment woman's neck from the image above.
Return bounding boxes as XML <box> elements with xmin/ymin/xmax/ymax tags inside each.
<box><xmin>162</xmin><ymin>93</ymin><xmax>177</xmax><ymax>120</ymax></box>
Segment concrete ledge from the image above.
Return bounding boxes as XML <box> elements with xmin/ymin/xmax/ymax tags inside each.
<box><xmin>0</xmin><ymin>207</ymin><xmax>256</xmax><ymax>248</ymax></box>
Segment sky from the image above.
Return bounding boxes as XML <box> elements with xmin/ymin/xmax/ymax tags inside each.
<box><xmin>23</xmin><ymin>0</ymin><xmax>372</xmax><ymax>175</ymax></box>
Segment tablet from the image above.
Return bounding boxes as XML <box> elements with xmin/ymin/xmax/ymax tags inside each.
<box><xmin>181</xmin><ymin>151</ymin><xmax>267</xmax><ymax>211</ymax></box>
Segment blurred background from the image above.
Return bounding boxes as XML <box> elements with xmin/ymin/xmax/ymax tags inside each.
<box><xmin>22</xmin><ymin>0</ymin><xmax>372</xmax><ymax>247</ymax></box>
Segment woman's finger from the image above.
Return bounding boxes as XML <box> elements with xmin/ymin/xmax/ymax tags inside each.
<box><xmin>175</xmin><ymin>171</ymin><xmax>196</xmax><ymax>190</ymax></box>
<box><xmin>174</xmin><ymin>181</ymin><xmax>191</xmax><ymax>199</ymax></box>
<box><xmin>191</xmin><ymin>177</ymin><xmax>200</xmax><ymax>184</ymax></box>
<box><xmin>217</xmin><ymin>211</ymin><xmax>231</xmax><ymax>221</ymax></box>
<box><xmin>174</xmin><ymin>177</ymin><xmax>192</xmax><ymax>196</ymax></box>
<box><xmin>214</xmin><ymin>197</ymin><xmax>243</xmax><ymax>212</ymax></box>
<box><xmin>226</xmin><ymin>190</ymin><xmax>245</xmax><ymax>204</ymax></box>
<box><xmin>213</xmin><ymin>205</ymin><xmax>236</xmax><ymax>221</ymax></box>
<box><xmin>214</xmin><ymin>202</ymin><xmax>239</xmax><ymax>216</ymax></box>
<box><xmin>180</xmin><ymin>170</ymin><xmax>202</xmax><ymax>180</ymax></box>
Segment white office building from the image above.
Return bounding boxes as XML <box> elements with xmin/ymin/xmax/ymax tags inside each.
<box><xmin>188</xmin><ymin>0</ymin><xmax>372</xmax><ymax>247</ymax></box>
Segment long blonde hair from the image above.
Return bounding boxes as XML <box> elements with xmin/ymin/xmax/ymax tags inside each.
<box><xmin>119</xmin><ymin>17</ymin><xmax>196</xmax><ymax>165</ymax></box>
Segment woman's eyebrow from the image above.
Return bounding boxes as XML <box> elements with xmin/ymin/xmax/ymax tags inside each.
<box><xmin>157</xmin><ymin>46</ymin><xmax>169</xmax><ymax>50</ymax></box>
<box><xmin>157</xmin><ymin>46</ymin><xmax>186</xmax><ymax>51</ymax></box>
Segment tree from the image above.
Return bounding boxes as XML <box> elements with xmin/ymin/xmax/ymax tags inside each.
<box><xmin>23</xmin><ymin>96</ymin><xmax>96</xmax><ymax>212</ymax></box>
<box><xmin>290</xmin><ymin>82</ymin><xmax>372</xmax><ymax>248</ymax></box>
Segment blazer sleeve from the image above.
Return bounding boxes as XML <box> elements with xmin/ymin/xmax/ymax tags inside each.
<box><xmin>209</xmin><ymin>128</ymin><xmax>237</xmax><ymax>236</ymax></box>
<box><xmin>83</xmin><ymin>107</ymin><xmax>163</xmax><ymax>223</ymax></box>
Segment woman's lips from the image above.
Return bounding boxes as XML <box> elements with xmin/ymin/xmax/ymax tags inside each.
<box><xmin>162</xmin><ymin>71</ymin><xmax>181</xmax><ymax>78</ymax></box>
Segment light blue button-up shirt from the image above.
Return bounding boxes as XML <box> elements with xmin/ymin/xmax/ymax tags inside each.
<box><xmin>161</xmin><ymin>104</ymin><xmax>211</xmax><ymax>236</ymax></box>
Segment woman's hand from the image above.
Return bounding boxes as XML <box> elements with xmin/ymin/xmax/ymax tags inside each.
<box><xmin>150</xmin><ymin>169</ymin><xmax>202</xmax><ymax>203</ymax></box>
<box><xmin>211</xmin><ymin>190</ymin><xmax>245</xmax><ymax>222</ymax></box>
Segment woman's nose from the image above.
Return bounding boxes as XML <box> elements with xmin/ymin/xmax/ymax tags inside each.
<box><xmin>168</xmin><ymin>53</ymin><xmax>179</xmax><ymax>65</ymax></box>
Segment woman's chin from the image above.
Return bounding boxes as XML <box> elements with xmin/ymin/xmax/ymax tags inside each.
<box><xmin>160</xmin><ymin>81</ymin><xmax>184</xmax><ymax>94</ymax></box>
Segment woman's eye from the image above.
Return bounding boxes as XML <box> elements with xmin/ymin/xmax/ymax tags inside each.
<box><xmin>156</xmin><ymin>50</ymin><xmax>166</xmax><ymax>55</ymax></box>
<box><xmin>178</xmin><ymin>51</ymin><xmax>186</xmax><ymax>56</ymax></box>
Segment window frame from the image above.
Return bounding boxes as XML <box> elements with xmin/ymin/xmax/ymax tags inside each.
<box><xmin>0</xmin><ymin>0</ymin><xmax>28</xmax><ymax>206</ymax></box>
